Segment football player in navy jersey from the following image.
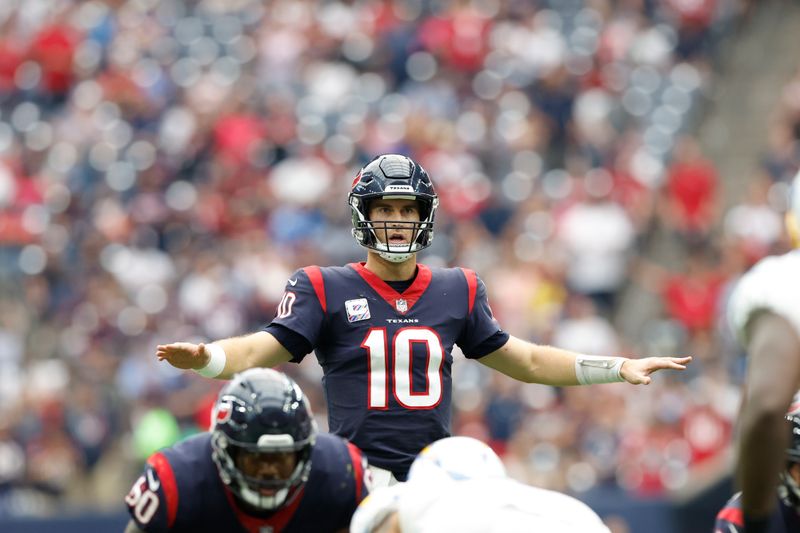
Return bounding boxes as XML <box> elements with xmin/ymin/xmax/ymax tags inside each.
<box><xmin>124</xmin><ymin>368</ymin><xmax>368</xmax><ymax>533</ymax></box>
<box><xmin>157</xmin><ymin>153</ymin><xmax>692</xmax><ymax>485</ymax></box>
<box><xmin>714</xmin><ymin>413</ymin><xmax>800</xmax><ymax>533</ymax></box>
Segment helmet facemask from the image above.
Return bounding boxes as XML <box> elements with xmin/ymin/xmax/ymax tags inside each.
<box><xmin>780</xmin><ymin>414</ymin><xmax>800</xmax><ymax>513</ymax></box>
<box><xmin>350</xmin><ymin>195</ymin><xmax>438</xmax><ymax>263</ymax></box>
<box><xmin>779</xmin><ymin>467</ymin><xmax>800</xmax><ymax>513</ymax></box>
<box><xmin>348</xmin><ymin>154</ymin><xmax>439</xmax><ymax>263</ymax></box>
<box><xmin>211</xmin><ymin>429</ymin><xmax>315</xmax><ymax>511</ymax></box>
<box><xmin>209</xmin><ymin>369</ymin><xmax>318</xmax><ymax>513</ymax></box>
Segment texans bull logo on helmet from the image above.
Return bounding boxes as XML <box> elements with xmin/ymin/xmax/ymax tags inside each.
<box><xmin>214</xmin><ymin>398</ymin><xmax>233</xmax><ymax>426</ymax></box>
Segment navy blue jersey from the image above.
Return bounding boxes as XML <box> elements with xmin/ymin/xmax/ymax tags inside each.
<box><xmin>124</xmin><ymin>432</ymin><xmax>368</xmax><ymax>533</ymax></box>
<box><xmin>267</xmin><ymin>263</ymin><xmax>506</xmax><ymax>478</ymax></box>
<box><xmin>714</xmin><ymin>492</ymin><xmax>800</xmax><ymax>533</ymax></box>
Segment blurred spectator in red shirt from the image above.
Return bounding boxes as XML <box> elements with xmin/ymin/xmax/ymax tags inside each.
<box><xmin>0</xmin><ymin>27</ymin><xmax>23</xmax><ymax>94</ymax></box>
<box><xmin>661</xmin><ymin>136</ymin><xmax>719</xmax><ymax>243</ymax></box>
<box><xmin>634</xmin><ymin>246</ymin><xmax>728</xmax><ymax>334</ymax></box>
<box><xmin>417</xmin><ymin>2</ymin><xmax>492</xmax><ymax>73</ymax></box>
<box><xmin>28</xmin><ymin>22</ymin><xmax>80</xmax><ymax>98</ymax></box>
<box><xmin>213</xmin><ymin>111</ymin><xmax>268</xmax><ymax>168</ymax></box>
<box><xmin>665</xmin><ymin>0</ymin><xmax>717</xmax><ymax>59</ymax></box>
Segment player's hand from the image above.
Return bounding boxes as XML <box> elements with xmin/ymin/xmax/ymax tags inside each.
<box><xmin>620</xmin><ymin>356</ymin><xmax>692</xmax><ymax>385</ymax></box>
<box><xmin>156</xmin><ymin>342</ymin><xmax>210</xmax><ymax>370</ymax></box>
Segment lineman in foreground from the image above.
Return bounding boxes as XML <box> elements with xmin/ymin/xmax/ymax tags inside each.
<box><xmin>124</xmin><ymin>369</ymin><xmax>369</xmax><ymax>533</ymax></box>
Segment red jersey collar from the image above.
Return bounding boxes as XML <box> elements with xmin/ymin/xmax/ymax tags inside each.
<box><xmin>348</xmin><ymin>262</ymin><xmax>432</xmax><ymax>315</ymax></box>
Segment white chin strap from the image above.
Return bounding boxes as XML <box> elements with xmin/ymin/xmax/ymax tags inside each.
<box><xmin>378</xmin><ymin>251</ymin><xmax>413</xmax><ymax>263</ymax></box>
<box><xmin>375</xmin><ymin>243</ymin><xmax>416</xmax><ymax>263</ymax></box>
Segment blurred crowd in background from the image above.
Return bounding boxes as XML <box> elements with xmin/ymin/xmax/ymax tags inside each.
<box><xmin>0</xmin><ymin>0</ymin><xmax>795</xmax><ymax>521</ymax></box>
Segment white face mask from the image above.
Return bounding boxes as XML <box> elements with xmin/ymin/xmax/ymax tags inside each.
<box><xmin>350</xmin><ymin>193</ymin><xmax>437</xmax><ymax>261</ymax></box>
<box><xmin>369</xmin><ymin>218</ymin><xmax>434</xmax><ymax>263</ymax></box>
<box><xmin>238</xmin><ymin>485</ymin><xmax>290</xmax><ymax>511</ymax></box>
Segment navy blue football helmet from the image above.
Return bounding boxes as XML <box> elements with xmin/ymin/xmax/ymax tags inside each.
<box><xmin>779</xmin><ymin>410</ymin><xmax>800</xmax><ymax>512</ymax></box>
<box><xmin>210</xmin><ymin>369</ymin><xmax>317</xmax><ymax>511</ymax></box>
<box><xmin>788</xmin><ymin>414</ymin><xmax>800</xmax><ymax>464</ymax></box>
<box><xmin>348</xmin><ymin>154</ymin><xmax>439</xmax><ymax>263</ymax></box>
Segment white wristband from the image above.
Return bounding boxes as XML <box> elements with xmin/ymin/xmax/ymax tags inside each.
<box><xmin>574</xmin><ymin>355</ymin><xmax>625</xmax><ymax>385</ymax></box>
<box><xmin>195</xmin><ymin>343</ymin><xmax>227</xmax><ymax>378</ymax></box>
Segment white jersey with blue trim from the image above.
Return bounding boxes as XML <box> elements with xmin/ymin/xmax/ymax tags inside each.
<box><xmin>396</xmin><ymin>478</ymin><xmax>610</xmax><ymax>533</ymax></box>
<box><xmin>728</xmin><ymin>250</ymin><xmax>800</xmax><ymax>345</ymax></box>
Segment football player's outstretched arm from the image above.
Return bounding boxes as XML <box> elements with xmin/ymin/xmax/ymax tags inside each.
<box><xmin>156</xmin><ymin>331</ymin><xmax>293</xmax><ymax>379</ymax></box>
<box><xmin>478</xmin><ymin>335</ymin><xmax>691</xmax><ymax>386</ymax></box>
<box><xmin>737</xmin><ymin>312</ymin><xmax>800</xmax><ymax>529</ymax></box>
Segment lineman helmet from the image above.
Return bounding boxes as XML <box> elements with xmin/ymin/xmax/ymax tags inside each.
<box><xmin>779</xmin><ymin>399</ymin><xmax>800</xmax><ymax>512</ymax></box>
<box><xmin>211</xmin><ymin>368</ymin><xmax>317</xmax><ymax>511</ymax></box>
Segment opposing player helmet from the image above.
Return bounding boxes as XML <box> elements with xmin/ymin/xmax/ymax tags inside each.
<box><xmin>348</xmin><ymin>154</ymin><xmax>439</xmax><ymax>263</ymax></box>
<box><xmin>787</xmin><ymin>414</ymin><xmax>800</xmax><ymax>463</ymax></box>
<box><xmin>210</xmin><ymin>368</ymin><xmax>317</xmax><ymax>511</ymax></box>
<box><xmin>407</xmin><ymin>436</ymin><xmax>507</xmax><ymax>485</ymax></box>
<box><xmin>778</xmin><ymin>407</ymin><xmax>800</xmax><ymax>512</ymax></box>
<box><xmin>779</xmin><ymin>392</ymin><xmax>800</xmax><ymax>511</ymax></box>
<box><xmin>349</xmin><ymin>484</ymin><xmax>407</xmax><ymax>533</ymax></box>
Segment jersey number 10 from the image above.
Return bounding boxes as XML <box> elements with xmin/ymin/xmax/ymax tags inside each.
<box><xmin>362</xmin><ymin>327</ymin><xmax>444</xmax><ymax>409</ymax></box>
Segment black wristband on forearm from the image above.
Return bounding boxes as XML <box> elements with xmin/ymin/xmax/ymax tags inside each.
<box><xmin>743</xmin><ymin>514</ymin><xmax>770</xmax><ymax>533</ymax></box>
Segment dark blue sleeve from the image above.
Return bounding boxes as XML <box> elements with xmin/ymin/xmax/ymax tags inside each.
<box><xmin>263</xmin><ymin>323</ymin><xmax>313</xmax><ymax>362</ymax></box>
<box><xmin>456</xmin><ymin>274</ymin><xmax>508</xmax><ymax>359</ymax></box>
<box><xmin>124</xmin><ymin>462</ymin><xmax>172</xmax><ymax>532</ymax></box>
<box><xmin>266</xmin><ymin>267</ymin><xmax>326</xmax><ymax>363</ymax></box>
<box><xmin>468</xmin><ymin>329</ymin><xmax>510</xmax><ymax>358</ymax></box>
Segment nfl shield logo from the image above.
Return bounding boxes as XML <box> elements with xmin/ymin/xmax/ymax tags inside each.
<box><xmin>395</xmin><ymin>299</ymin><xmax>408</xmax><ymax>313</ymax></box>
